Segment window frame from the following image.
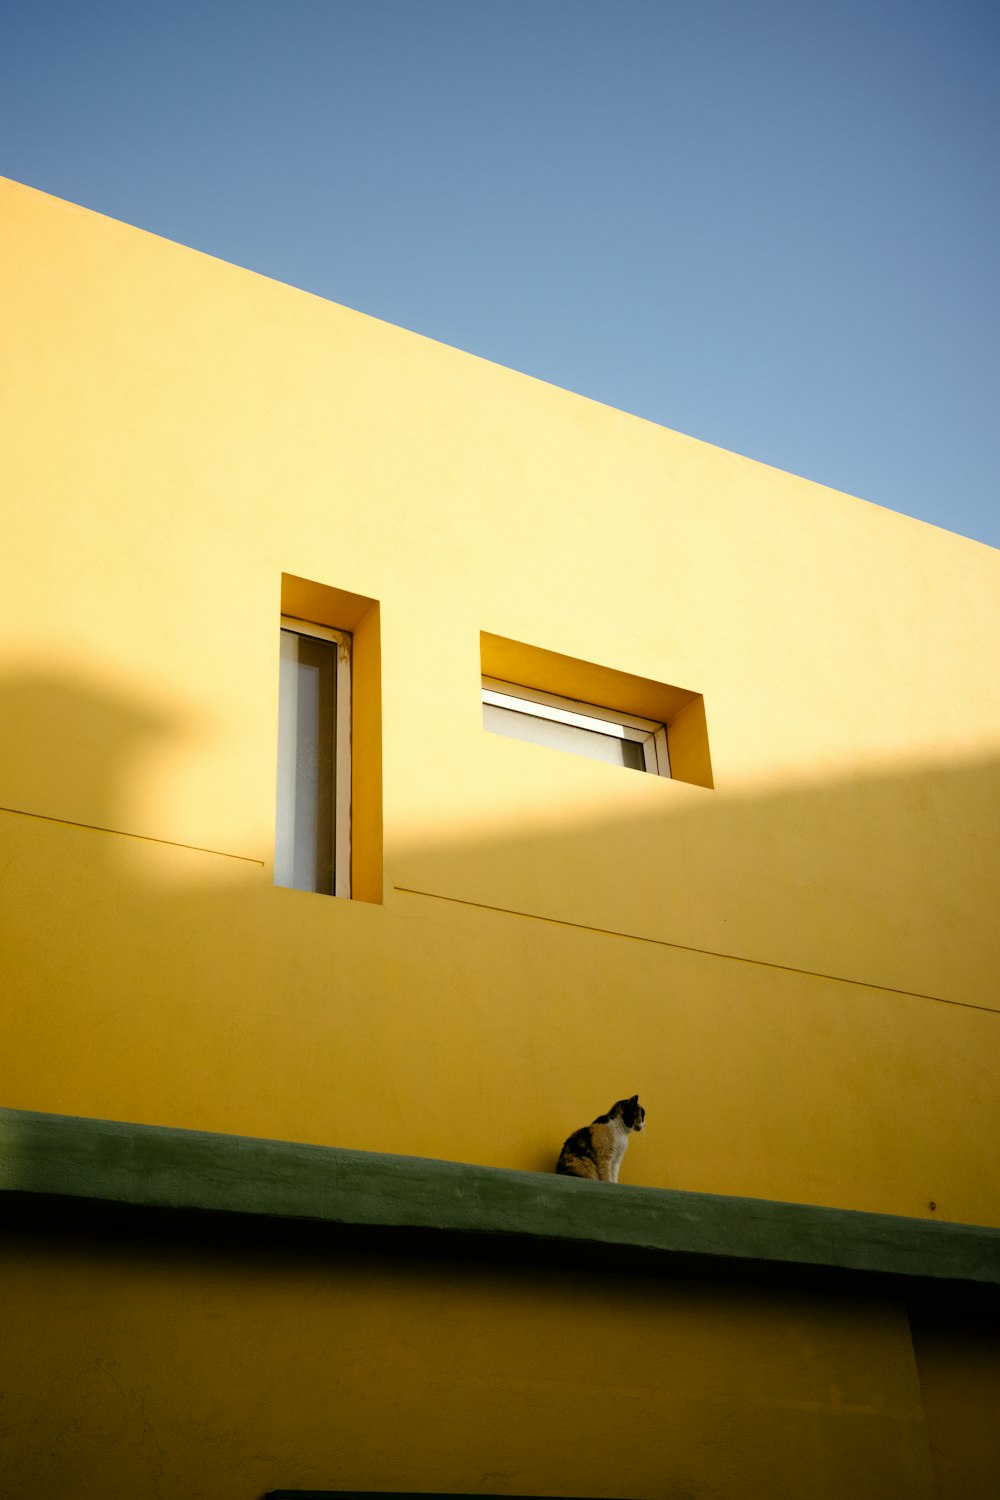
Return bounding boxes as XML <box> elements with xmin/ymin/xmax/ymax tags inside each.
<box><xmin>482</xmin><ymin>676</ymin><xmax>670</xmax><ymax>777</ymax></box>
<box><xmin>277</xmin><ymin>615</ymin><xmax>352</xmax><ymax>898</ymax></box>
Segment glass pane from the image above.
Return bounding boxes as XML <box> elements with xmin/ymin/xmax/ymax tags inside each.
<box><xmin>275</xmin><ymin>630</ymin><xmax>337</xmax><ymax>892</ymax></box>
<box><xmin>483</xmin><ymin>702</ymin><xmax>646</xmax><ymax>771</ymax></box>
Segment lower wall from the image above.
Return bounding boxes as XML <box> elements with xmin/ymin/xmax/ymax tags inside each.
<box><xmin>2</xmin><ymin>1226</ymin><xmax>940</xmax><ymax>1500</ymax></box>
<box><xmin>910</xmin><ymin>1309</ymin><xmax>1000</xmax><ymax>1500</ymax></box>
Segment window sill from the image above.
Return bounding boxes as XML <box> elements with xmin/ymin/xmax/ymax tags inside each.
<box><xmin>1</xmin><ymin>1107</ymin><xmax>997</xmax><ymax>1300</ymax></box>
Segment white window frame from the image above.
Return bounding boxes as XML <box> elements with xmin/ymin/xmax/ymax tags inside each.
<box><xmin>482</xmin><ymin>676</ymin><xmax>670</xmax><ymax>777</ymax></box>
<box><xmin>278</xmin><ymin>615</ymin><xmax>352</xmax><ymax>897</ymax></box>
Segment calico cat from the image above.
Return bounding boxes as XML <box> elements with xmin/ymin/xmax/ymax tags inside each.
<box><xmin>556</xmin><ymin>1095</ymin><xmax>646</xmax><ymax>1182</ymax></box>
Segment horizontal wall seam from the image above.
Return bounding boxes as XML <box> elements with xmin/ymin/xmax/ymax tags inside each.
<box><xmin>0</xmin><ymin>804</ymin><xmax>265</xmax><ymax>866</ymax></box>
<box><xmin>393</xmin><ymin>885</ymin><xmax>999</xmax><ymax>1016</ymax></box>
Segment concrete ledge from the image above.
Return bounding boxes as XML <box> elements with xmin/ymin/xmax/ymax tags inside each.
<box><xmin>2</xmin><ymin>1106</ymin><xmax>998</xmax><ymax>1293</ymax></box>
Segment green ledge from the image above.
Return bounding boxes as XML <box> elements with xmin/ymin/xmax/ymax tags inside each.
<box><xmin>1</xmin><ymin>1106</ymin><xmax>998</xmax><ymax>1293</ymax></box>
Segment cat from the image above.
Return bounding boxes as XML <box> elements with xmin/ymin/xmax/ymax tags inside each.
<box><xmin>556</xmin><ymin>1095</ymin><xmax>646</xmax><ymax>1182</ymax></box>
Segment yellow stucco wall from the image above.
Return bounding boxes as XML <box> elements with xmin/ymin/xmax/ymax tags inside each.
<box><xmin>0</xmin><ymin>1230</ymin><xmax>938</xmax><ymax>1500</ymax></box>
<box><xmin>2</xmin><ymin>175</ymin><xmax>999</xmax><ymax>1231</ymax></box>
<box><xmin>4</xmin><ymin>174</ymin><xmax>1000</xmax><ymax>1500</ymax></box>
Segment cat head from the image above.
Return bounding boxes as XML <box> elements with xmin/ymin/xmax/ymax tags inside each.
<box><xmin>611</xmin><ymin>1095</ymin><xmax>646</xmax><ymax>1132</ymax></box>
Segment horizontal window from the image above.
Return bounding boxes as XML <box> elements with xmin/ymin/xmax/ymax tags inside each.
<box><xmin>483</xmin><ymin>677</ymin><xmax>670</xmax><ymax>776</ymax></box>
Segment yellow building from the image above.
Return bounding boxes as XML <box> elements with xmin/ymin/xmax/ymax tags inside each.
<box><xmin>2</xmin><ymin>175</ymin><xmax>999</xmax><ymax>1499</ymax></box>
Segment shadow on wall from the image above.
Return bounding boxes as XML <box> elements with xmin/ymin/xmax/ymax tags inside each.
<box><xmin>0</xmin><ymin>667</ymin><xmax>183</xmax><ymax>834</ymax></box>
<box><xmin>1</xmin><ymin>664</ymin><xmax>999</xmax><ymax>1221</ymax></box>
<box><xmin>395</xmin><ymin>738</ymin><xmax>1000</xmax><ymax>1009</ymax></box>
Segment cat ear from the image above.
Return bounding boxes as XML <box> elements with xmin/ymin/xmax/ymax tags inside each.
<box><xmin>629</xmin><ymin>1094</ymin><xmax>638</xmax><ymax>1103</ymax></box>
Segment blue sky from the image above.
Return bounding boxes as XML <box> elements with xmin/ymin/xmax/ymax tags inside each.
<box><xmin>2</xmin><ymin>0</ymin><xmax>998</xmax><ymax>547</ymax></box>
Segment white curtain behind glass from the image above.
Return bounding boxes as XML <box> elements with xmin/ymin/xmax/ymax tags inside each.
<box><xmin>275</xmin><ymin>630</ymin><xmax>337</xmax><ymax>892</ymax></box>
<box><xmin>483</xmin><ymin>702</ymin><xmax>645</xmax><ymax>770</ymax></box>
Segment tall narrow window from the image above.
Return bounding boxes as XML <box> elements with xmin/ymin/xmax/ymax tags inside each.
<box><xmin>275</xmin><ymin>617</ymin><xmax>351</xmax><ymax>896</ymax></box>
